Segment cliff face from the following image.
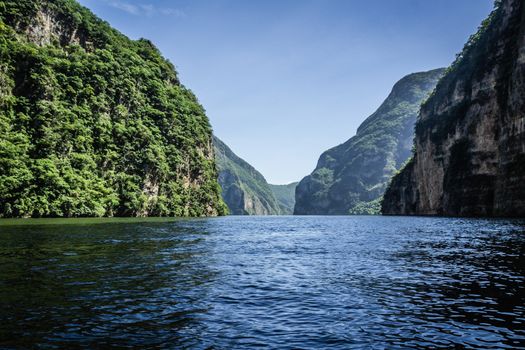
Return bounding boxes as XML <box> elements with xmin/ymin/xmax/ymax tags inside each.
<box><xmin>213</xmin><ymin>136</ymin><xmax>281</xmax><ymax>215</ymax></box>
<box><xmin>0</xmin><ymin>0</ymin><xmax>227</xmax><ymax>217</ymax></box>
<box><xmin>294</xmin><ymin>69</ymin><xmax>444</xmax><ymax>215</ymax></box>
<box><xmin>382</xmin><ymin>0</ymin><xmax>525</xmax><ymax>217</ymax></box>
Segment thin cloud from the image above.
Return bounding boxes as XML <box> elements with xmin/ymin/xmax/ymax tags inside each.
<box><xmin>109</xmin><ymin>0</ymin><xmax>139</xmax><ymax>15</ymax></box>
<box><xmin>107</xmin><ymin>1</ymin><xmax>185</xmax><ymax>17</ymax></box>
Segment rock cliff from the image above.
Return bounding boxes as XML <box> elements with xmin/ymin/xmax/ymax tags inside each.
<box><xmin>294</xmin><ymin>69</ymin><xmax>444</xmax><ymax>215</ymax></box>
<box><xmin>382</xmin><ymin>0</ymin><xmax>525</xmax><ymax>217</ymax></box>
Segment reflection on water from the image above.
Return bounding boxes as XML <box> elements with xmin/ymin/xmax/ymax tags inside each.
<box><xmin>0</xmin><ymin>216</ymin><xmax>524</xmax><ymax>348</ymax></box>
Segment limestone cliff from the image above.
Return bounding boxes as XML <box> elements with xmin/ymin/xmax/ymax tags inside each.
<box><xmin>294</xmin><ymin>69</ymin><xmax>444</xmax><ymax>215</ymax></box>
<box><xmin>382</xmin><ymin>0</ymin><xmax>525</xmax><ymax>217</ymax></box>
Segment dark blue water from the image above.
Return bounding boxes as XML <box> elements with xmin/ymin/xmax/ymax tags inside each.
<box><xmin>0</xmin><ymin>216</ymin><xmax>524</xmax><ymax>349</ymax></box>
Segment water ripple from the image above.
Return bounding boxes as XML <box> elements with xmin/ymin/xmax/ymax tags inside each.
<box><xmin>0</xmin><ymin>216</ymin><xmax>524</xmax><ymax>348</ymax></box>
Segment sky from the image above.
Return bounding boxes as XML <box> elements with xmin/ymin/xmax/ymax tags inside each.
<box><xmin>78</xmin><ymin>0</ymin><xmax>494</xmax><ymax>184</ymax></box>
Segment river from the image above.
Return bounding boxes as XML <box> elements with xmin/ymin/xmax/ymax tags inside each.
<box><xmin>0</xmin><ymin>216</ymin><xmax>524</xmax><ymax>348</ymax></box>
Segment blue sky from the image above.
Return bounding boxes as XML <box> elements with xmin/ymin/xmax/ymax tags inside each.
<box><xmin>78</xmin><ymin>0</ymin><xmax>493</xmax><ymax>184</ymax></box>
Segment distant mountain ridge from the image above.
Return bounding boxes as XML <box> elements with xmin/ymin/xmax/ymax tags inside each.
<box><xmin>269</xmin><ymin>183</ymin><xmax>298</xmax><ymax>215</ymax></box>
<box><xmin>294</xmin><ymin>68</ymin><xmax>445</xmax><ymax>215</ymax></box>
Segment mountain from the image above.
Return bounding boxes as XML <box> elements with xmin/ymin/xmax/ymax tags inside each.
<box><xmin>213</xmin><ymin>136</ymin><xmax>281</xmax><ymax>215</ymax></box>
<box><xmin>382</xmin><ymin>0</ymin><xmax>525</xmax><ymax>217</ymax></box>
<box><xmin>213</xmin><ymin>136</ymin><xmax>297</xmax><ymax>215</ymax></box>
<box><xmin>294</xmin><ymin>68</ymin><xmax>445</xmax><ymax>215</ymax></box>
<box><xmin>0</xmin><ymin>0</ymin><xmax>227</xmax><ymax>217</ymax></box>
<box><xmin>269</xmin><ymin>182</ymin><xmax>298</xmax><ymax>215</ymax></box>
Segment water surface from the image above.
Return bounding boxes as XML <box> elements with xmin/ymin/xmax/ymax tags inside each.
<box><xmin>0</xmin><ymin>216</ymin><xmax>524</xmax><ymax>348</ymax></box>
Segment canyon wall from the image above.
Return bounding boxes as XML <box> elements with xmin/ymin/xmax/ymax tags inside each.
<box><xmin>382</xmin><ymin>0</ymin><xmax>525</xmax><ymax>217</ymax></box>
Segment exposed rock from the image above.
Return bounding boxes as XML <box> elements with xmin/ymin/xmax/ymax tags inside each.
<box><xmin>382</xmin><ymin>0</ymin><xmax>525</xmax><ymax>217</ymax></box>
<box><xmin>24</xmin><ymin>8</ymin><xmax>87</xmax><ymax>47</ymax></box>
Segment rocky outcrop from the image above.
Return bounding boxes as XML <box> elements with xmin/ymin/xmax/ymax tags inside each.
<box><xmin>213</xmin><ymin>136</ymin><xmax>281</xmax><ymax>215</ymax></box>
<box><xmin>24</xmin><ymin>8</ymin><xmax>88</xmax><ymax>47</ymax></box>
<box><xmin>382</xmin><ymin>0</ymin><xmax>525</xmax><ymax>217</ymax></box>
<box><xmin>294</xmin><ymin>69</ymin><xmax>444</xmax><ymax>215</ymax></box>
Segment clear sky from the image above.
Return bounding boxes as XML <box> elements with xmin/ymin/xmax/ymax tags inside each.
<box><xmin>78</xmin><ymin>0</ymin><xmax>493</xmax><ymax>184</ymax></box>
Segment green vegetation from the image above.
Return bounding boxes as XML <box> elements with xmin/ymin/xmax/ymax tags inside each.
<box><xmin>0</xmin><ymin>217</ymin><xmax>182</xmax><ymax>226</ymax></box>
<box><xmin>442</xmin><ymin>0</ymin><xmax>502</xmax><ymax>77</ymax></box>
<box><xmin>0</xmin><ymin>0</ymin><xmax>227</xmax><ymax>217</ymax></box>
<box><xmin>213</xmin><ymin>135</ymin><xmax>298</xmax><ymax>215</ymax></box>
<box><xmin>348</xmin><ymin>198</ymin><xmax>382</xmax><ymax>215</ymax></box>
<box><xmin>213</xmin><ymin>136</ymin><xmax>280</xmax><ymax>215</ymax></box>
<box><xmin>415</xmin><ymin>0</ymin><xmax>504</xmax><ymax>145</ymax></box>
<box><xmin>295</xmin><ymin>69</ymin><xmax>445</xmax><ymax>215</ymax></box>
<box><xmin>269</xmin><ymin>182</ymin><xmax>298</xmax><ymax>215</ymax></box>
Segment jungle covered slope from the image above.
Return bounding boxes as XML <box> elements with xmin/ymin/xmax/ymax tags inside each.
<box><xmin>382</xmin><ymin>0</ymin><xmax>525</xmax><ymax>217</ymax></box>
<box><xmin>294</xmin><ymin>69</ymin><xmax>444</xmax><ymax>215</ymax></box>
<box><xmin>0</xmin><ymin>0</ymin><xmax>227</xmax><ymax>217</ymax></box>
<box><xmin>213</xmin><ymin>136</ymin><xmax>281</xmax><ymax>215</ymax></box>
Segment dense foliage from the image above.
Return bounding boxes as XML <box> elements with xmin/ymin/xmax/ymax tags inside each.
<box><xmin>213</xmin><ymin>136</ymin><xmax>281</xmax><ymax>215</ymax></box>
<box><xmin>348</xmin><ymin>198</ymin><xmax>382</xmax><ymax>215</ymax></box>
<box><xmin>294</xmin><ymin>69</ymin><xmax>445</xmax><ymax>215</ymax></box>
<box><xmin>0</xmin><ymin>0</ymin><xmax>227</xmax><ymax>217</ymax></box>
